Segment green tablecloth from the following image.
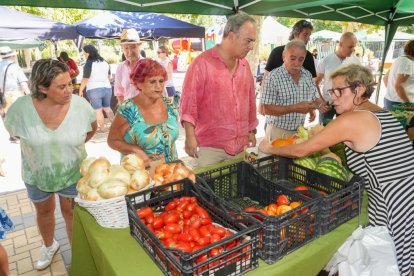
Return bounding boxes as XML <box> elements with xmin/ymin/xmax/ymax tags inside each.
<box><xmin>71</xmin><ymin>158</ymin><xmax>369</xmax><ymax>276</ymax></box>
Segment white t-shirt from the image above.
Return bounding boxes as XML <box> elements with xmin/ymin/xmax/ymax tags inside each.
<box><xmin>385</xmin><ymin>56</ymin><xmax>414</xmax><ymax>102</ymax></box>
<box><xmin>158</xmin><ymin>58</ymin><xmax>174</xmax><ymax>87</ymax></box>
<box><xmin>317</xmin><ymin>53</ymin><xmax>360</xmax><ymax>99</ymax></box>
<box><xmin>83</xmin><ymin>60</ymin><xmax>111</xmax><ymax>91</ymax></box>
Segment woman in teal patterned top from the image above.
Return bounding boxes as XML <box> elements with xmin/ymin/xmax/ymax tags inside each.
<box><xmin>108</xmin><ymin>59</ymin><xmax>179</xmax><ymax>164</ymax></box>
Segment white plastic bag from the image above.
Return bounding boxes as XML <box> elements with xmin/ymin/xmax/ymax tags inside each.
<box><xmin>325</xmin><ymin>225</ymin><xmax>399</xmax><ymax>276</ymax></box>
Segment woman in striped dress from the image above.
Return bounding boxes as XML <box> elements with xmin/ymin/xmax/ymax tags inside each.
<box><xmin>259</xmin><ymin>63</ymin><xmax>414</xmax><ymax>276</ymax></box>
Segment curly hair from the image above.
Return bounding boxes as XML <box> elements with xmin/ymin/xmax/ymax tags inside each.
<box><xmin>129</xmin><ymin>59</ymin><xmax>167</xmax><ymax>91</ymax></box>
<box><xmin>404</xmin><ymin>40</ymin><xmax>414</xmax><ymax>57</ymax></box>
<box><xmin>330</xmin><ymin>64</ymin><xmax>376</xmax><ymax>99</ymax></box>
<box><xmin>288</xmin><ymin>20</ymin><xmax>313</xmax><ymax>41</ymax></box>
<box><xmin>29</xmin><ymin>59</ymin><xmax>69</xmax><ymax>100</ymax></box>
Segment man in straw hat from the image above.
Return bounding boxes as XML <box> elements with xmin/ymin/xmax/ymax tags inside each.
<box><xmin>114</xmin><ymin>28</ymin><xmax>144</xmax><ymax>105</ymax></box>
<box><xmin>0</xmin><ymin>46</ymin><xmax>30</xmax><ymax>117</ymax></box>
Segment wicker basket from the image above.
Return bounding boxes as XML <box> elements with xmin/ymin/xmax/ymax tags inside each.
<box><xmin>75</xmin><ymin>182</ymin><xmax>154</xmax><ymax>229</ymax></box>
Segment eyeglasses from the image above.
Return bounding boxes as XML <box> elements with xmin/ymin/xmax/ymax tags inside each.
<box><xmin>301</xmin><ymin>21</ymin><xmax>312</xmax><ymax>27</ymax></box>
<box><xmin>157</xmin><ymin>51</ymin><xmax>165</xmax><ymax>54</ymax></box>
<box><xmin>327</xmin><ymin>85</ymin><xmax>355</xmax><ymax>98</ymax></box>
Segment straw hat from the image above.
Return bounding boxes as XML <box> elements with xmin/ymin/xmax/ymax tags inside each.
<box><xmin>120</xmin><ymin>29</ymin><xmax>142</xmax><ymax>44</ymax></box>
<box><xmin>0</xmin><ymin>47</ymin><xmax>17</xmax><ymax>59</ymax></box>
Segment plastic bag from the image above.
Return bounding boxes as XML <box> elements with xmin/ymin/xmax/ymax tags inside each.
<box><xmin>325</xmin><ymin>225</ymin><xmax>399</xmax><ymax>276</ymax></box>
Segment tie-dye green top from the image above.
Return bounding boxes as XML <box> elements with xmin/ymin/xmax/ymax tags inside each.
<box><xmin>4</xmin><ymin>95</ymin><xmax>96</xmax><ymax>192</ymax></box>
<box><xmin>118</xmin><ymin>96</ymin><xmax>179</xmax><ymax>162</ymax></box>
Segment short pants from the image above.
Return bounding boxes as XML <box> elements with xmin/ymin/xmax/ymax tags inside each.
<box><xmin>25</xmin><ymin>183</ymin><xmax>78</xmax><ymax>203</ymax></box>
<box><xmin>86</xmin><ymin>87</ymin><xmax>112</xmax><ymax>109</ymax></box>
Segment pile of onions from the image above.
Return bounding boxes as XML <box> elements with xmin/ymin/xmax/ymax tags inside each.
<box><xmin>153</xmin><ymin>162</ymin><xmax>196</xmax><ymax>190</ymax></box>
<box><xmin>77</xmin><ymin>154</ymin><xmax>151</xmax><ymax>201</ymax></box>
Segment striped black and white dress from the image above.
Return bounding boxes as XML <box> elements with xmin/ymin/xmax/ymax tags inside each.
<box><xmin>345</xmin><ymin>110</ymin><xmax>414</xmax><ymax>276</ymax></box>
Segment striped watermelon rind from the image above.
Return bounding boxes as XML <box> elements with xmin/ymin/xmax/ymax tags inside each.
<box><xmin>315</xmin><ymin>158</ymin><xmax>348</xmax><ymax>181</ymax></box>
<box><xmin>293</xmin><ymin>157</ymin><xmax>317</xmax><ymax>170</ymax></box>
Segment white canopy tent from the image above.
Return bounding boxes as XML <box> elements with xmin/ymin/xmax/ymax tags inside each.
<box><xmin>311</xmin><ymin>30</ymin><xmax>342</xmax><ymax>42</ymax></box>
<box><xmin>261</xmin><ymin>17</ymin><xmax>290</xmax><ymax>45</ymax></box>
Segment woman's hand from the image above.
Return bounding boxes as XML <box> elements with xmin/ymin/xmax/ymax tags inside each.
<box><xmin>259</xmin><ymin>139</ymin><xmax>273</xmax><ymax>155</ymax></box>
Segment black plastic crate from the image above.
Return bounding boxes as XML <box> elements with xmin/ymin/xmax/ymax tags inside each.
<box><xmin>197</xmin><ymin>162</ymin><xmax>319</xmax><ymax>265</ymax></box>
<box><xmin>251</xmin><ymin>155</ymin><xmax>364</xmax><ymax>235</ymax></box>
<box><xmin>125</xmin><ymin>178</ymin><xmax>260</xmax><ymax>276</ymax></box>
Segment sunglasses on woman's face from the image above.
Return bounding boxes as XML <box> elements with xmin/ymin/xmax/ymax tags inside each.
<box><xmin>157</xmin><ymin>51</ymin><xmax>165</xmax><ymax>54</ymax></box>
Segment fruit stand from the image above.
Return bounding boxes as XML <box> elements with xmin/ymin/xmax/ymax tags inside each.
<box><xmin>71</xmin><ymin>158</ymin><xmax>368</xmax><ymax>276</ymax></box>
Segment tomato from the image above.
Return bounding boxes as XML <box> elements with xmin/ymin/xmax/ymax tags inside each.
<box><xmin>300</xmin><ymin>207</ymin><xmax>309</xmax><ymax>214</ymax></box>
<box><xmin>178</xmin><ymin>233</ymin><xmax>193</xmax><ymax>242</ymax></box>
<box><xmin>152</xmin><ymin>217</ymin><xmax>164</xmax><ymax>229</ymax></box>
<box><xmin>266</xmin><ymin>203</ymin><xmax>278</xmax><ymax>214</ymax></box>
<box><xmin>195</xmin><ymin>206</ymin><xmax>210</xmax><ymax>219</ymax></box>
<box><xmin>189</xmin><ymin>228</ymin><xmax>201</xmax><ymax>241</ymax></box>
<box><xmin>182</xmin><ymin>210</ymin><xmax>192</xmax><ymax>219</ymax></box>
<box><xmin>176</xmin><ymin>201</ymin><xmax>189</xmax><ymax>212</ymax></box>
<box><xmin>165</xmin><ymin>201</ymin><xmax>177</xmax><ymax>211</ymax></box>
<box><xmin>163</xmin><ymin>213</ymin><xmax>179</xmax><ymax>224</ymax></box>
<box><xmin>162</xmin><ymin>238</ymin><xmax>176</xmax><ymax>248</ymax></box>
<box><xmin>211</xmin><ymin>226</ymin><xmax>226</xmax><ymax>238</ymax></box>
<box><xmin>190</xmin><ymin>197</ymin><xmax>197</xmax><ymax>203</ymax></box>
<box><xmin>154</xmin><ymin>230</ymin><xmax>173</xmax><ymax>240</ymax></box>
<box><xmin>165</xmin><ymin>223</ymin><xmax>181</xmax><ymax>234</ymax></box>
<box><xmin>294</xmin><ymin>185</ymin><xmax>308</xmax><ymax>191</ymax></box>
<box><xmin>137</xmin><ymin>207</ymin><xmax>153</xmax><ymax>219</ymax></box>
<box><xmin>197</xmin><ymin>253</ymin><xmax>208</xmax><ymax>263</ymax></box>
<box><xmin>276</xmin><ymin>194</ymin><xmax>290</xmax><ymax>206</ymax></box>
<box><xmin>186</xmin><ymin>202</ymin><xmax>198</xmax><ymax>212</ymax></box>
<box><xmin>197</xmin><ymin>237</ymin><xmax>210</xmax><ymax>246</ymax></box>
<box><xmin>146</xmin><ymin>224</ymin><xmax>154</xmax><ymax>233</ymax></box>
<box><xmin>199</xmin><ymin>226</ymin><xmax>211</xmax><ymax>237</ymax></box>
<box><xmin>189</xmin><ymin>218</ymin><xmax>202</xmax><ymax>229</ymax></box>
<box><xmin>179</xmin><ymin>196</ymin><xmax>191</xmax><ymax>203</ymax></box>
<box><xmin>192</xmin><ymin>245</ymin><xmax>202</xmax><ymax>252</ymax></box>
<box><xmin>244</xmin><ymin>207</ymin><xmax>257</xmax><ymax>212</ymax></box>
<box><xmin>145</xmin><ymin>214</ymin><xmax>155</xmax><ymax>225</ymax></box>
<box><xmin>200</xmin><ymin>217</ymin><xmax>212</xmax><ymax>226</ymax></box>
<box><xmin>210</xmin><ymin>233</ymin><xmax>221</xmax><ymax>244</ymax></box>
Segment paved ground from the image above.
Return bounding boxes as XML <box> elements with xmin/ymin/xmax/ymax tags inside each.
<box><xmin>0</xmin><ymin>71</ymin><xmax>386</xmax><ymax>275</ymax></box>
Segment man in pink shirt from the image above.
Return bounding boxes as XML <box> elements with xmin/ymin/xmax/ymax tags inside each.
<box><xmin>180</xmin><ymin>13</ymin><xmax>258</xmax><ymax>168</ymax></box>
<box><xmin>114</xmin><ymin>29</ymin><xmax>144</xmax><ymax>105</ymax></box>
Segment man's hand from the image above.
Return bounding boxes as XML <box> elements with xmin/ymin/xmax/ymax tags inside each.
<box><xmin>248</xmin><ymin>132</ymin><xmax>256</xmax><ymax>147</ymax></box>
<box><xmin>295</xmin><ymin>101</ymin><xmax>317</xmax><ymax>114</ymax></box>
<box><xmin>259</xmin><ymin>139</ymin><xmax>272</xmax><ymax>155</ymax></box>
<box><xmin>185</xmin><ymin>134</ymin><xmax>199</xmax><ymax>158</ymax></box>
<box><xmin>308</xmin><ymin>110</ymin><xmax>316</xmax><ymax>122</ymax></box>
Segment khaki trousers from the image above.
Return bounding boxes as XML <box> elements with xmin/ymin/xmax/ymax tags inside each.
<box><xmin>191</xmin><ymin>147</ymin><xmax>245</xmax><ymax>169</ymax></box>
<box><xmin>265</xmin><ymin>124</ymin><xmax>296</xmax><ymax>141</ymax></box>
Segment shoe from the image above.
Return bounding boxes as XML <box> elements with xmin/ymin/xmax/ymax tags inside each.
<box><xmin>36</xmin><ymin>239</ymin><xmax>60</xmax><ymax>270</ymax></box>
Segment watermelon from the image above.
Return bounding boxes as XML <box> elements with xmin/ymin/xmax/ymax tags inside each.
<box><xmin>293</xmin><ymin>156</ymin><xmax>318</xmax><ymax>170</ymax></box>
<box><xmin>315</xmin><ymin>158</ymin><xmax>348</xmax><ymax>181</ymax></box>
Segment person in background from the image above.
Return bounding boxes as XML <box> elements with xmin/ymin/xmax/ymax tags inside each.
<box><xmin>108</xmin><ymin>58</ymin><xmax>178</xmax><ymax>163</ymax></box>
<box><xmin>4</xmin><ymin>59</ymin><xmax>97</xmax><ymax>270</ymax></box>
<box><xmin>312</xmin><ymin>48</ymin><xmax>318</xmax><ymax>68</ymax></box>
<box><xmin>79</xmin><ymin>45</ymin><xmax>114</xmax><ymax>132</ymax></box>
<box><xmin>157</xmin><ymin>45</ymin><xmax>176</xmax><ymax>99</ymax></box>
<box><xmin>264</xmin><ymin>20</ymin><xmax>316</xmax><ymax>80</ymax></box>
<box><xmin>114</xmin><ymin>28</ymin><xmax>144</xmax><ymax>106</ymax></box>
<box><xmin>0</xmin><ymin>47</ymin><xmax>30</xmax><ymax>116</ymax></box>
<box><xmin>261</xmin><ymin>40</ymin><xmax>327</xmax><ymax>141</ymax></box>
<box><xmin>315</xmin><ymin>32</ymin><xmax>359</xmax><ymax>123</ymax></box>
<box><xmin>180</xmin><ymin>12</ymin><xmax>258</xmax><ymax>168</ymax></box>
<box><xmin>383</xmin><ymin>40</ymin><xmax>414</xmax><ymax>111</ymax></box>
<box><xmin>58</xmin><ymin>52</ymin><xmax>79</xmax><ymax>85</ymax></box>
<box><xmin>0</xmin><ymin>208</ymin><xmax>14</xmax><ymax>276</ymax></box>
<box><xmin>259</xmin><ymin>63</ymin><xmax>414</xmax><ymax>276</ymax></box>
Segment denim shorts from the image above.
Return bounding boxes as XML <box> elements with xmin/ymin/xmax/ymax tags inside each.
<box><xmin>25</xmin><ymin>183</ymin><xmax>78</xmax><ymax>203</ymax></box>
<box><xmin>383</xmin><ymin>98</ymin><xmax>402</xmax><ymax>111</ymax></box>
<box><xmin>86</xmin><ymin>87</ymin><xmax>112</xmax><ymax>109</ymax></box>
<box><xmin>166</xmin><ymin>86</ymin><xmax>176</xmax><ymax>97</ymax></box>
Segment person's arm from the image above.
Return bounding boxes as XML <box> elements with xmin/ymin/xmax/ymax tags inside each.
<box><xmin>262</xmin><ymin>102</ymin><xmax>316</xmax><ymax>116</ymax></box>
<box><xmin>20</xmin><ymin>82</ymin><xmax>30</xmax><ymax>95</ymax></box>
<box><xmin>114</xmin><ymin>64</ymin><xmax>125</xmax><ymax>105</ymax></box>
<box><xmin>107</xmin><ymin>114</ymin><xmax>151</xmax><ymax>163</ymax></box>
<box><xmin>85</xmin><ymin>121</ymin><xmax>98</xmax><ymax>142</ymax></box>
<box><xmin>183</xmin><ymin>121</ymin><xmax>199</xmax><ymax>158</ymax></box>
<box><xmin>167</xmin><ymin>61</ymin><xmax>174</xmax><ymax>82</ymax></box>
<box><xmin>314</xmin><ymin>73</ymin><xmax>325</xmax><ymax>100</ymax></box>
<box><xmin>394</xmin><ymin>74</ymin><xmax>411</xmax><ymax>102</ymax></box>
<box><xmin>79</xmin><ymin>60</ymin><xmax>92</xmax><ymax>97</ymax></box>
<box><xmin>383</xmin><ymin>70</ymin><xmax>389</xmax><ymax>88</ymax></box>
<box><xmin>78</xmin><ymin>78</ymin><xmax>88</xmax><ymax>97</ymax></box>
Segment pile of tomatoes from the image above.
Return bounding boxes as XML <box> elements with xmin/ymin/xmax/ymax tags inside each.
<box><xmin>136</xmin><ymin>196</ymin><xmax>242</xmax><ymax>255</ymax></box>
<box><xmin>244</xmin><ymin>194</ymin><xmax>308</xmax><ymax>217</ymax></box>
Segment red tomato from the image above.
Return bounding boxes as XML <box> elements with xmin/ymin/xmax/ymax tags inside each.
<box><xmin>163</xmin><ymin>213</ymin><xmax>179</xmax><ymax>224</ymax></box>
<box><xmin>200</xmin><ymin>217</ymin><xmax>212</xmax><ymax>226</ymax></box>
<box><xmin>189</xmin><ymin>218</ymin><xmax>202</xmax><ymax>229</ymax></box>
<box><xmin>152</xmin><ymin>217</ymin><xmax>164</xmax><ymax>229</ymax></box>
<box><xmin>178</xmin><ymin>233</ymin><xmax>193</xmax><ymax>242</ymax></box>
<box><xmin>189</xmin><ymin>228</ymin><xmax>201</xmax><ymax>241</ymax></box>
<box><xmin>197</xmin><ymin>237</ymin><xmax>210</xmax><ymax>246</ymax></box>
<box><xmin>210</xmin><ymin>233</ymin><xmax>221</xmax><ymax>244</ymax></box>
<box><xmin>176</xmin><ymin>201</ymin><xmax>189</xmax><ymax>212</ymax></box>
<box><xmin>211</xmin><ymin>226</ymin><xmax>226</xmax><ymax>238</ymax></box>
<box><xmin>154</xmin><ymin>230</ymin><xmax>171</xmax><ymax>240</ymax></box>
<box><xmin>165</xmin><ymin>201</ymin><xmax>177</xmax><ymax>211</ymax></box>
<box><xmin>276</xmin><ymin>194</ymin><xmax>290</xmax><ymax>206</ymax></box>
<box><xmin>294</xmin><ymin>185</ymin><xmax>308</xmax><ymax>191</ymax></box>
<box><xmin>190</xmin><ymin>197</ymin><xmax>197</xmax><ymax>203</ymax></box>
<box><xmin>145</xmin><ymin>214</ymin><xmax>155</xmax><ymax>225</ymax></box>
<box><xmin>199</xmin><ymin>226</ymin><xmax>211</xmax><ymax>237</ymax></box>
<box><xmin>195</xmin><ymin>206</ymin><xmax>210</xmax><ymax>219</ymax></box>
<box><xmin>179</xmin><ymin>196</ymin><xmax>191</xmax><ymax>203</ymax></box>
<box><xmin>186</xmin><ymin>202</ymin><xmax>198</xmax><ymax>212</ymax></box>
<box><xmin>244</xmin><ymin>207</ymin><xmax>257</xmax><ymax>212</ymax></box>
<box><xmin>183</xmin><ymin>210</ymin><xmax>193</xmax><ymax>219</ymax></box>
<box><xmin>137</xmin><ymin>207</ymin><xmax>153</xmax><ymax>219</ymax></box>
<box><xmin>165</xmin><ymin>223</ymin><xmax>181</xmax><ymax>234</ymax></box>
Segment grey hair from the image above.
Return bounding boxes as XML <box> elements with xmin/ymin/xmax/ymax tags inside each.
<box><xmin>330</xmin><ymin>64</ymin><xmax>376</xmax><ymax>99</ymax></box>
<box><xmin>29</xmin><ymin>59</ymin><xmax>69</xmax><ymax>100</ymax></box>
<box><xmin>283</xmin><ymin>40</ymin><xmax>307</xmax><ymax>54</ymax></box>
<box><xmin>222</xmin><ymin>12</ymin><xmax>256</xmax><ymax>38</ymax></box>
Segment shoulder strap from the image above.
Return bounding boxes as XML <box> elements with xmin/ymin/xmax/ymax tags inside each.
<box><xmin>2</xmin><ymin>63</ymin><xmax>13</xmax><ymax>94</ymax></box>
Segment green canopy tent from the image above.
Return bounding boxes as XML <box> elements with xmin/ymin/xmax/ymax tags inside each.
<box><xmin>1</xmin><ymin>0</ymin><xmax>413</xmax><ymax>102</ymax></box>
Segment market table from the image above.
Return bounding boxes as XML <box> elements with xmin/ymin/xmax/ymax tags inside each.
<box><xmin>71</xmin><ymin>159</ymin><xmax>369</xmax><ymax>276</ymax></box>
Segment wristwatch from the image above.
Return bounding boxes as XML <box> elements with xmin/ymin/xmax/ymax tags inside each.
<box><xmin>249</xmin><ymin>129</ymin><xmax>257</xmax><ymax>134</ymax></box>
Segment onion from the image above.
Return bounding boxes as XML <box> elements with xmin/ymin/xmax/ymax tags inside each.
<box><xmin>153</xmin><ymin>173</ymin><xmax>164</xmax><ymax>186</ymax></box>
<box><xmin>121</xmin><ymin>154</ymin><xmax>145</xmax><ymax>174</ymax></box>
<box><xmin>108</xmin><ymin>165</ymin><xmax>131</xmax><ymax>184</ymax></box>
<box><xmin>86</xmin><ymin>188</ymin><xmax>103</xmax><ymax>201</ymax></box>
<box><xmin>88</xmin><ymin>157</ymin><xmax>111</xmax><ymax>175</ymax></box>
<box><xmin>88</xmin><ymin>170</ymin><xmax>109</xmax><ymax>188</ymax></box>
<box><xmin>77</xmin><ymin>175</ymin><xmax>91</xmax><ymax>194</ymax></box>
<box><xmin>98</xmin><ymin>179</ymin><xmax>128</xmax><ymax>199</ymax></box>
<box><xmin>155</xmin><ymin>163</ymin><xmax>170</xmax><ymax>175</ymax></box>
<box><xmin>130</xmin><ymin>169</ymin><xmax>151</xmax><ymax>190</ymax></box>
<box><xmin>80</xmin><ymin>157</ymin><xmax>97</xmax><ymax>176</ymax></box>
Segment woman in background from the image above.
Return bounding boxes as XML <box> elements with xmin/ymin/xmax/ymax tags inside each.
<box><xmin>157</xmin><ymin>45</ymin><xmax>176</xmax><ymax>99</ymax></box>
<box><xmin>108</xmin><ymin>58</ymin><xmax>178</xmax><ymax>164</ymax></box>
<box><xmin>79</xmin><ymin>44</ymin><xmax>114</xmax><ymax>132</ymax></box>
